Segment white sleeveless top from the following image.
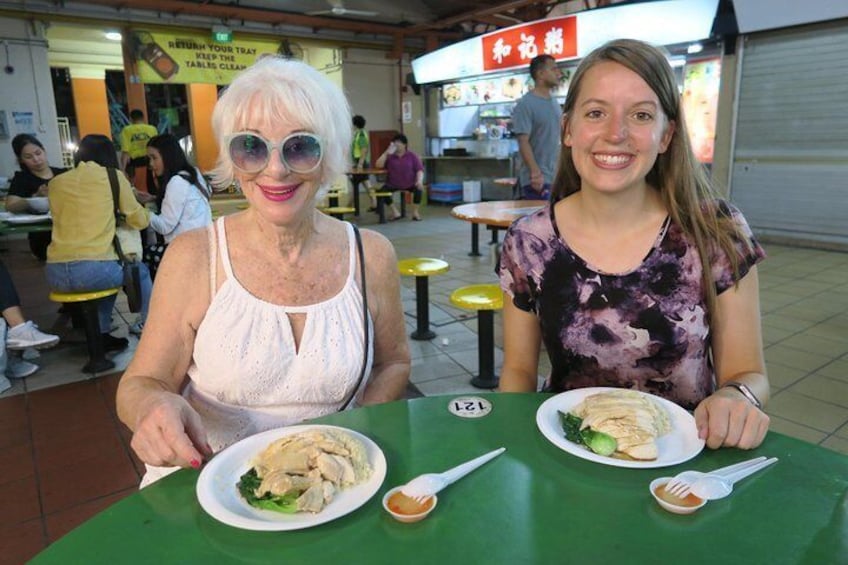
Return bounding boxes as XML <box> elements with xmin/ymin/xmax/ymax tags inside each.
<box><xmin>141</xmin><ymin>217</ymin><xmax>373</xmax><ymax>487</ymax></box>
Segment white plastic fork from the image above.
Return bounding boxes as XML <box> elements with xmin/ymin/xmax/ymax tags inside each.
<box><xmin>400</xmin><ymin>447</ymin><xmax>506</xmax><ymax>503</ymax></box>
<box><xmin>663</xmin><ymin>456</ymin><xmax>767</xmax><ymax>498</ymax></box>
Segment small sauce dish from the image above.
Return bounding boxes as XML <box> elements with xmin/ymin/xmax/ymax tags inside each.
<box><xmin>650</xmin><ymin>477</ymin><xmax>707</xmax><ymax>514</ymax></box>
<box><xmin>382</xmin><ymin>486</ymin><xmax>437</xmax><ymax>523</ymax></box>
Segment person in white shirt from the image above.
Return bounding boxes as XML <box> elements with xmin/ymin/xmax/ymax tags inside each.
<box><xmin>144</xmin><ymin>134</ymin><xmax>212</xmax><ymax>279</ymax></box>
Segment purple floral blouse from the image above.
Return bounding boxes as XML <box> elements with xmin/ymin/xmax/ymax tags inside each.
<box><xmin>498</xmin><ymin>200</ymin><xmax>765</xmax><ymax>410</ymax></box>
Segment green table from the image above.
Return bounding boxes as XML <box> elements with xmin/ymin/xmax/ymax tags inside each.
<box><xmin>0</xmin><ymin>219</ymin><xmax>52</xmax><ymax>236</ymax></box>
<box><xmin>31</xmin><ymin>394</ymin><xmax>848</xmax><ymax>564</ymax></box>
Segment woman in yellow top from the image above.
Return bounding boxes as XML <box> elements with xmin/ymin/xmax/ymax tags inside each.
<box><xmin>45</xmin><ymin>135</ymin><xmax>154</xmax><ymax>351</ymax></box>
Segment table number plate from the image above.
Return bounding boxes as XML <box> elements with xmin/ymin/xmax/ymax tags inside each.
<box><xmin>448</xmin><ymin>396</ymin><xmax>492</xmax><ymax>418</ymax></box>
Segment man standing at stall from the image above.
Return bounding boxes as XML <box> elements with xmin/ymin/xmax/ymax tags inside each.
<box><xmin>120</xmin><ymin>109</ymin><xmax>158</xmax><ymax>193</ymax></box>
<box><xmin>512</xmin><ymin>54</ymin><xmax>562</xmax><ymax>200</ymax></box>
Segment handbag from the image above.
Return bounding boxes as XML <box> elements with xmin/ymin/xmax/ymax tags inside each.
<box><xmin>107</xmin><ymin>168</ymin><xmax>144</xmax><ymax>313</ymax></box>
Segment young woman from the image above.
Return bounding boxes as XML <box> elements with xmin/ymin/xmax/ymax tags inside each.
<box><xmin>498</xmin><ymin>39</ymin><xmax>770</xmax><ymax>451</ymax></box>
<box><xmin>45</xmin><ymin>135</ymin><xmax>153</xmax><ymax>348</ymax></box>
<box><xmin>143</xmin><ymin>134</ymin><xmax>212</xmax><ymax>279</ymax></box>
<box><xmin>6</xmin><ymin>134</ymin><xmax>66</xmax><ymax>260</ymax></box>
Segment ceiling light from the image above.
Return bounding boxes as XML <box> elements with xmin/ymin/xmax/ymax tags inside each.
<box><xmin>105</xmin><ymin>32</ymin><xmax>122</xmax><ymax>41</ymax></box>
<box><xmin>669</xmin><ymin>57</ymin><xmax>687</xmax><ymax>68</ymax></box>
<box><xmin>687</xmin><ymin>43</ymin><xmax>703</xmax><ymax>54</ymax></box>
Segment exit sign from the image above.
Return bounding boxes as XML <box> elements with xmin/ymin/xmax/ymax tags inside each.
<box><xmin>212</xmin><ymin>27</ymin><xmax>232</xmax><ymax>43</ymax></box>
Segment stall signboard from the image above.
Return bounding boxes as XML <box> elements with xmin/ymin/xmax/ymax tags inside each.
<box><xmin>481</xmin><ymin>17</ymin><xmax>577</xmax><ymax>73</ymax></box>
<box><xmin>134</xmin><ymin>29</ymin><xmax>280</xmax><ymax>84</ymax></box>
<box><xmin>412</xmin><ymin>0</ymin><xmax>720</xmax><ymax>84</ymax></box>
<box><xmin>681</xmin><ymin>58</ymin><xmax>721</xmax><ymax>164</ymax></box>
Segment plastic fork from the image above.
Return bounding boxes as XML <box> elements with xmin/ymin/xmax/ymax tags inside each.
<box><xmin>400</xmin><ymin>447</ymin><xmax>506</xmax><ymax>503</ymax></box>
<box><xmin>663</xmin><ymin>456</ymin><xmax>767</xmax><ymax>498</ymax></box>
<box><xmin>691</xmin><ymin>457</ymin><xmax>778</xmax><ymax>500</ymax></box>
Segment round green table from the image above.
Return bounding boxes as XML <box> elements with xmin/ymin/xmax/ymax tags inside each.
<box><xmin>31</xmin><ymin>394</ymin><xmax>848</xmax><ymax>564</ymax></box>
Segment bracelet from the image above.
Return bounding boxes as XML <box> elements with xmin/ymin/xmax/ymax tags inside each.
<box><xmin>721</xmin><ymin>381</ymin><xmax>762</xmax><ymax>409</ymax></box>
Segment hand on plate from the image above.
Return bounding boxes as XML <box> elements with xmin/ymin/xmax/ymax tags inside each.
<box><xmin>130</xmin><ymin>392</ymin><xmax>213</xmax><ymax>469</ymax></box>
<box><xmin>694</xmin><ymin>388</ymin><xmax>769</xmax><ymax>450</ymax></box>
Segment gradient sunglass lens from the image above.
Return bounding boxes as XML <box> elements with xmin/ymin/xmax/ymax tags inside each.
<box><xmin>229</xmin><ymin>134</ymin><xmax>269</xmax><ymax>173</ymax></box>
<box><xmin>282</xmin><ymin>135</ymin><xmax>322</xmax><ymax>173</ymax></box>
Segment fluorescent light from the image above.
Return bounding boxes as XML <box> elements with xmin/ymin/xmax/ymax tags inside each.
<box><xmin>687</xmin><ymin>43</ymin><xmax>703</xmax><ymax>54</ymax></box>
<box><xmin>105</xmin><ymin>32</ymin><xmax>122</xmax><ymax>41</ymax></box>
<box><xmin>669</xmin><ymin>57</ymin><xmax>687</xmax><ymax>68</ymax></box>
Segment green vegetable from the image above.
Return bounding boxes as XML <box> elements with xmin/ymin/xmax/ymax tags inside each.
<box><xmin>237</xmin><ymin>468</ymin><xmax>299</xmax><ymax>514</ymax></box>
<box><xmin>558</xmin><ymin>410</ymin><xmax>618</xmax><ymax>456</ymax></box>
<box><xmin>579</xmin><ymin>427</ymin><xmax>617</xmax><ymax>456</ymax></box>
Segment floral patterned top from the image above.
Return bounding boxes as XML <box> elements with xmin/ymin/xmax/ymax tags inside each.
<box><xmin>497</xmin><ymin>200</ymin><xmax>765</xmax><ymax>410</ymax></box>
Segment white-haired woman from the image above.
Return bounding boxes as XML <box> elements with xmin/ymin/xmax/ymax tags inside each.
<box><xmin>116</xmin><ymin>57</ymin><xmax>411</xmax><ymax>486</ymax></box>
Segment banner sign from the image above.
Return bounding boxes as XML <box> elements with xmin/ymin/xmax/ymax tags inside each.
<box><xmin>134</xmin><ymin>29</ymin><xmax>280</xmax><ymax>84</ymax></box>
<box><xmin>481</xmin><ymin>16</ymin><xmax>577</xmax><ymax>73</ymax></box>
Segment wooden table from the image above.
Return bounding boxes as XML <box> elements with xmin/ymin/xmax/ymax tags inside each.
<box><xmin>347</xmin><ymin>168</ymin><xmax>385</xmax><ymax>217</ymax></box>
<box><xmin>451</xmin><ymin>200</ymin><xmax>546</xmax><ymax>256</ymax></box>
<box><xmin>30</xmin><ymin>393</ymin><xmax>848</xmax><ymax>564</ymax></box>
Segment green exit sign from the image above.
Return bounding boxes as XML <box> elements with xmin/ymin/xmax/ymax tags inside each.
<box><xmin>212</xmin><ymin>29</ymin><xmax>232</xmax><ymax>43</ymax></box>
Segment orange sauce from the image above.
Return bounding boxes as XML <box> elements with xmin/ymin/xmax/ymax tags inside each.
<box><xmin>387</xmin><ymin>491</ymin><xmax>434</xmax><ymax>515</ymax></box>
<box><xmin>654</xmin><ymin>484</ymin><xmax>704</xmax><ymax>507</ymax></box>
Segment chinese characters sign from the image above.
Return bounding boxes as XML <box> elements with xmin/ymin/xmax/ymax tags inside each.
<box><xmin>481</xmin><ymin>16</ymin><xmax>577</xmax><ymax>72</ymax></box>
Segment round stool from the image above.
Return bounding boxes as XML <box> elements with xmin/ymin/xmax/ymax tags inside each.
<box><xmin>398</xmin><ymin>258</ymin><xmax>450</xmax><ymax>340</ymax></box>
<box><xmin>450</xmin><ymin>283</ymin><xmax>503</xmax><ymax>389</ymax></box>
<box><xmin>49</xmin><ymin>288</ymin><xmax>121</xmax><ymax>374</ymax></box>
<box><xmin>374</xmin><ymin>191</ymin><xmax>394</xmax><ymax>223</ymax></box>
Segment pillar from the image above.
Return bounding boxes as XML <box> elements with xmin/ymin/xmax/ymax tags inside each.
<box><xmin>186</xmin><ymin>83</ymin><xmax>219</xmax><ymax>173</ymax></box>
<box><xmin>71</xmin><ymin>78</ymin><xmax>110</xmax><ymax>140</ymax></box>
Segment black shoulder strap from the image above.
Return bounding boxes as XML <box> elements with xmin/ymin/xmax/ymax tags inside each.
<box><xmin>106</xmin><ymin>168</ymin><xmax>128</xmax><ymax>263</ymax></box>
<box><xmin>339</xmin><ymin>224</ymin><xmax>369</xmax><ymax>411</ymax></box>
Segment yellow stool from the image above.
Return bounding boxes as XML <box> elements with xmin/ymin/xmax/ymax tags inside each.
<box><xmin>398</xmin><ymin>257</ymin><xmax>450</xmax><ymax>340</ymax></box>
<box><xmin>49</xmin><ymin>288</ymin><xmax>121</xmax><ymax>374</ymax></box>
<box><xmin>320</xmin><ymin>206</ymin><xmax>356</xmax><ymax>220</ymax></box>
<box><xmin>450</xmin><ymin>284</ymin><xmax>503</xmax><ymax>389</ymax></box>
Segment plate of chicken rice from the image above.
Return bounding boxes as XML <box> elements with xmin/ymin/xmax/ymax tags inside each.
<box><xmin>536</xmin><ymin>387</ymin><xmax>704</xmax><ymax>468</ymax></box>
<box><xmin>197</xmin><ymin>425</ymin><xmax>386</xmax><ymax>530</ymax></box>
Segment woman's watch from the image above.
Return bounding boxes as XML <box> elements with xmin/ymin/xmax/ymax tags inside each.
<box><xmin>721</xmin><ymin>381</ymin><xmax>762</xmax><ymax>409</ymax></box>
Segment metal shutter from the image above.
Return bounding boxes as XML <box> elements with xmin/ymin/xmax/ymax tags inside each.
<box><xmin>731</xmin><ymin>20</ymin><xmax>848</xmax><ymax>248</ymax></box>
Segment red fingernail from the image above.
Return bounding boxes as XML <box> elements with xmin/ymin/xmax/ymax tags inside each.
<box><xmin>190</xmin><ymin>459</ymin><xmax>201</xmax><ymax>469</ymax></box>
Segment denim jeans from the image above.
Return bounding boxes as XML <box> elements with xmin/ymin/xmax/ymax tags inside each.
<box><xmin>45</xmin><ymin>260</ymin><xmax>152</xmax><ymax>333</ymax></box>
<box><xmin>520</xmin><ymin>183</ymin><xmax>551</xmax><ymax>200</ymax></box>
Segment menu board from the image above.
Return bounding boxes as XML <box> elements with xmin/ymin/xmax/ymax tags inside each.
<box><xmin>681</xmin><ymin>58</ymin><xmax>721</xmax><ymax>164</ymax></box>
<box><xmin>442</xmin><ymin>68</ymin><xmax>573</xmax><ymax>108</ymax></box>
<box><xmin>442</xmin><ymin>74</ymin><xmax>530</xmax><ymax>107</ymax></box>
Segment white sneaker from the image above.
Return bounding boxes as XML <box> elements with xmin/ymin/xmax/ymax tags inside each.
<box><xmin>6</xmin><ymin>357</ymin><xmax>39</xmax><ymax>379</ymax></box>
<box><xmin>6</xmin><ymin>321</ymin><xmax>60</xmax><ymax>350</ymax></box>
<box><xmin>129</xmin><ymin>321</ymin><xmax>144</xmax><ymax>336</ymax></box>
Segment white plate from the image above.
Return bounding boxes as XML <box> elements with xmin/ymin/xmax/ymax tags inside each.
<box><xmin>27</xmin><ymin>197</ymin><xmax>50</xmax><ymax>213</ymax></box>
<box><xmin>536</xmin><ymin>387</ymin><xmax>705</xmax><ymax>469</ymax></box>
<box><xmin>1</xmin><ymin>213</ymin><xmax>51</xmax><ymax>224</ymax></box>
<box><xmin>196</xmin><ymin>424</ymin><xmax>387</xmax><ymax>531</ymax></box>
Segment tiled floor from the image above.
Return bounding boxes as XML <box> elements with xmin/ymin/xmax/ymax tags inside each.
<box><xmin>1</xmin><ymin>201</ymin><xmax>847</xmax><ymax>563</ymax></box>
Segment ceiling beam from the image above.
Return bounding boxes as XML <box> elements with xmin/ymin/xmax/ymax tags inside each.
<box><xmin>409</xmin><ymin>0</ymin><xmax>545</xmax><ymax>33</ymax></box>
<box><xmin>77</xmin><ymin>0</ymin><xmax>405</xmax><ymax>36</ymax></box>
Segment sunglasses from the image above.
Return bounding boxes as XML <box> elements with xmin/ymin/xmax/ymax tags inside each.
<box><xmin>226</xmin><ymin>132</ymin><xmax>323</xmax><ymax>174</ymax></box>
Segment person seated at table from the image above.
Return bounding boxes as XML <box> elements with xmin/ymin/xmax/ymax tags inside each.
<box><xmin>0</xmin><ymin>258</ymin><xmax>60</xmax><ymax>384</ymax></box>
<box><xmin>5</xmin><ymin>134</ymin><xmax>67</xmax><ymax>261</ymax></box>
<box><xmin>45</xmin><ymin>134</ymin><xmax>154</xmax><ymax>349</ymax></box>
<box><xmin>350</xmin><ymin>114</ymin><xmax>377</xmax><ymax>211</ymax></box>
<box><xmin>115</xmin><ymin>56</ymin><xmax>411</xmax><ymax>486</ymax></box>
<box><xmin>497</xmin><ymin>39</ymin><xmax>770</xmax><ymax>451</ymax></box>
<box><xmin>374</xmin><ymin>133</ymin><xmax>424</xmax><ymax>221</ymax></box>
<box><xmin>143</xmin><ymin>133</ymin><xmax>212</xmax><ymax>281</ymax></box>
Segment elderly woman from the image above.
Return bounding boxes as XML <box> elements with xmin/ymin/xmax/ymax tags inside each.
<box><xmin>6</xmin><ymin>134</ymin><xmax>66</xmax><ymax>260</ymax></box>
<box><xmin>116</xmin><ymin>57</ymin><xmax>411</xmax><ymax>486</ymax></box>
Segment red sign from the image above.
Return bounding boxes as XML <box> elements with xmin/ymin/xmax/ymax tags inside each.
<box><xmin>481</xmin><ymin>16</ymin><xmax>578</xmax><ymax>72</ymax></box>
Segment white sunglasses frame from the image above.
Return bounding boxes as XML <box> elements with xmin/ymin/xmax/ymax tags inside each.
<box><xmin>225</xmin><ymin>131</ymin><xmax>324</xmax><ymax>174</ymax></box>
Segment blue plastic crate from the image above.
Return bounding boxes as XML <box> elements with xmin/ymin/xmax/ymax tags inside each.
<box><xmin>429</xmin><ymin>183</ymin><xmax>462</xmax><ymax>203</ymax></box>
